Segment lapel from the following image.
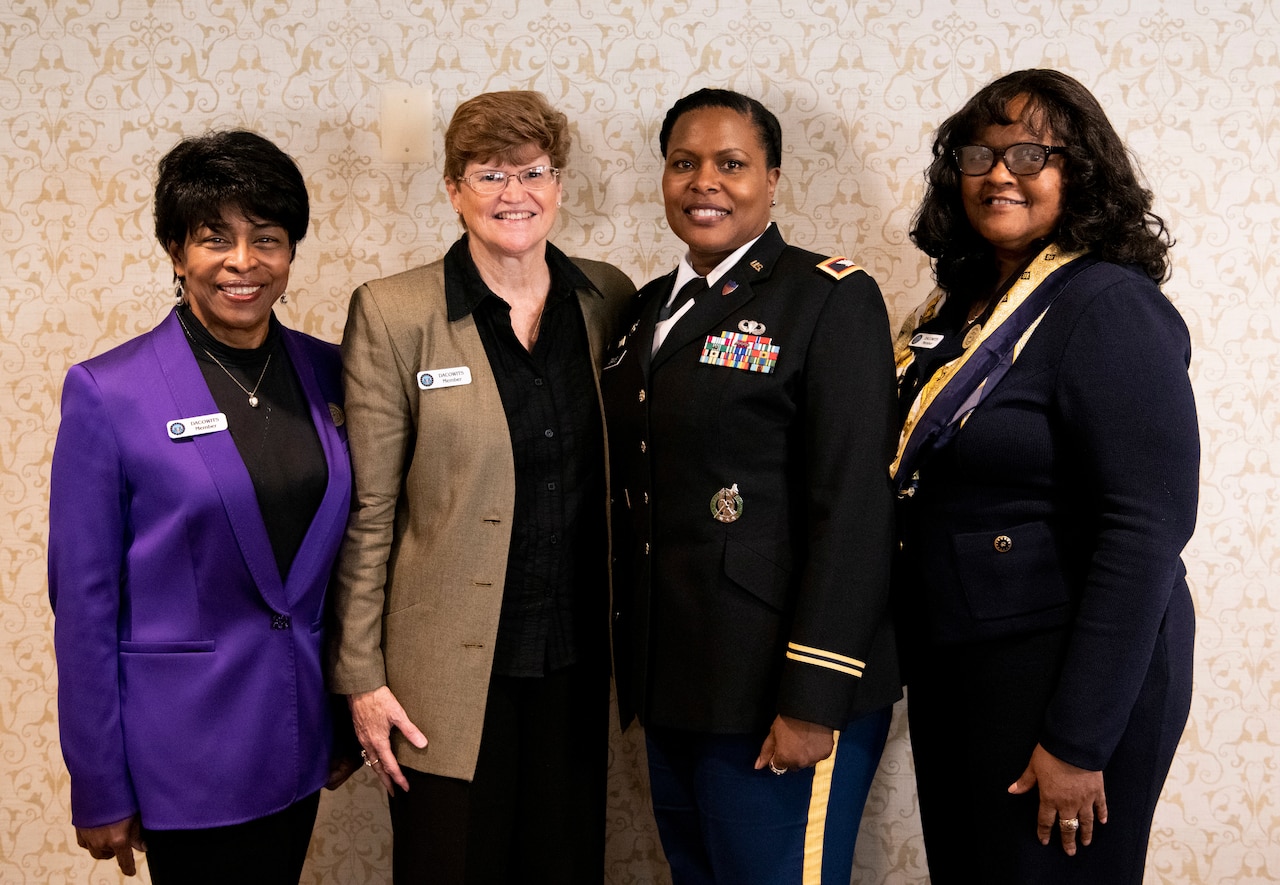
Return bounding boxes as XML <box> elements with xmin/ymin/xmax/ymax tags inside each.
<box><xmin>575</xmin><ymin>281</ymin><xmax>608</xmax><ymax>370</ymax></box>
<box><xmin>636</xmin><ymin>271</ymin><xmax>676</xmax><ymax>379</ymax></box>
<box><xmin>152</xmin><ymin>312</ymin><xmax>287</xmax><ymax>611</ymax></box>
<box><xmin>278</xmin><ymin>328</ymin><xmax>352</xmax><ymax>606</ymax></box>
<box><xmin>650</xmin><ymin>225</ymin><xmax>787</xmax><ymax>372</ymax></box>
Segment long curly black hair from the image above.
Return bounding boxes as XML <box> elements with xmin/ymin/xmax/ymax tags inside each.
<box><xmin>910</xmin><ymin>69</ymin><xmax>1172</xmax><ymax>297</ymax></box>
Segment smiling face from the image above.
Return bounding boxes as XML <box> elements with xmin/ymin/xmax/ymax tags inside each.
<box><xmin>445</xmin><ymin>148</ymin><xmax>561</xmax><ymax>263</ymax></box>
<box><xmin>960</xmin><ymin>95</ymin><xmax>1066</xmax><ymax>279</ymax></box>
<box><xmin>170</xmin><ymin>212</ymin><xmax>293</xmax><ymax>348</ymax></box>
<box><xmin>662</xmin><ymin>106</ymin><xmax>780</xmax><ymax>275</ymax></box>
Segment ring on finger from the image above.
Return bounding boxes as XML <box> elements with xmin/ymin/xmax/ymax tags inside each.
<box><xmin>361</xmin><ymin>749</ymin><xmax>381</xmax><ymax>768</ymax></box>
<box><xmin>768</xmin><ymin>761</ymin><xmax>788</xmax><ymax>775</ymax></box>
<box><xmin>1060</xmin><ymin>817</ymin><xmax>1080</xmax><ymax>831</ymax></box>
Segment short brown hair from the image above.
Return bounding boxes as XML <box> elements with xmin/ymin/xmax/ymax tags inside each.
<box><xmin>443</xmin><ymin>91</ymin><xmax>571</xmax><ymax>182</ymax></box>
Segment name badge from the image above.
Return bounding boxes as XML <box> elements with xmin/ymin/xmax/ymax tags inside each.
<box><xmin>167</xmin><ymin>412</ymin><xmax>229</xmax><ymax>440</ymax></box>
<box><xmin>418</xmin><ymin>366</ymin><xmax>472</xmax><ymax>390</ymax></box>
<box><xmin>910</xmin><ymin>332</ymin><xmax>944</xmax><ymax>349</ymax></box>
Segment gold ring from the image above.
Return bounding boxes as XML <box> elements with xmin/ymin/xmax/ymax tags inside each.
<box><xmin>1060</xmin><ymin>817</ymin><xmax>1080</xmax><ymax>831</ymax></box>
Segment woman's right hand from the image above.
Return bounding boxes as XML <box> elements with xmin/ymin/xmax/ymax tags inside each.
<box><xmin>76</xmin><ymin>813</ymin><xmax>145</xmax><ymax>876</ymax></box>
<box><xmin>348</xmin><ymin>686</ymin><xmax>428</xmax><ymax>794</ymax></box>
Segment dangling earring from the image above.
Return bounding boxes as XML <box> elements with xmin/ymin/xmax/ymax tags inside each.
<box><xmin>173</xmin><ymin>279</ymin><xmax>185</xmax><ymax>306</ymax></box>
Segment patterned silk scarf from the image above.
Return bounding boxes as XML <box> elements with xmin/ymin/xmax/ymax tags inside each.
<box><xmin>892</xmin><ymin>244</ymin><xmax>1097</xmax><ymax>495</ymax></box>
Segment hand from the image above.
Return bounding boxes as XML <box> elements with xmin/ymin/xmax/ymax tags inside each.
<box><xmin>325</xmin><ymin>750</ymin><xmax>362</xmax><ymax>790</ymax></box>
<box><xmin>754</xmin><ymin>715</ymin><xmax>835</xmax><ymax>773</ymax></box>
<box><xmin>75</xmin><ymin>814</ymin><xmax>145</xmax><ymax>876</ymax></box>
<box><xmin>349</xmin><ymin>686</ymin><xmax>428</xmax><ymax>794</ymax></box>
<box><xmin>1008</xmin><ymin>742</ymin><xmax>1108</xmax><ymax>855</ymax></box>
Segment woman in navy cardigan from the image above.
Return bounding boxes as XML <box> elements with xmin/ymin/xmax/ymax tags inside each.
<box><xmin>49</xmin><ymin>131</ymin><xmax>353</xmax><ymax>883</ymax></box>
<box><xmin>894</xmin><ymin>70</ymin><xmax>1198</xmax><ymax>883</ymax></box>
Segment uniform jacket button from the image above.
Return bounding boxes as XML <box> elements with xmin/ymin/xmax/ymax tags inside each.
<box><xmin>993</xmin><ymin>534</ymin><xmax>1013</xmax><ymax>553</ymax></box>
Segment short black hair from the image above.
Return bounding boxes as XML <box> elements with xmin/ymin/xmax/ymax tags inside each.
<box><xmin>658</xmin><ymin>88</ymin><xmax>782</xmax><ymax>170</ymax></box>
<box><xmin>154</xmin><ymin>130</ymin><xmax>309</xmax><ymax>254</ymax></box>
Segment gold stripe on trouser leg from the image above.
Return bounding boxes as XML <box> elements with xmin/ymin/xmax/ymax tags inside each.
<box><xmin>802</xmin><ymin>729</ymin><xmax>839</xmax><ymax>885</ymax></box>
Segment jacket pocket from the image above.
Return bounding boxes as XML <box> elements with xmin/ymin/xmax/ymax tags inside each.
<box><xmin>952</xmin><ymin>521</ymin><xmax>1070</xmax><ymax>621</ymax></box>
<box><xmin>723</xmin><ymin>537</ymin><xmax>792</xmax><ymax>612</ymax></box>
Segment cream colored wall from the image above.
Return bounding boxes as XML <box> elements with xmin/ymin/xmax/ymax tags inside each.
<box><xmin>2</xmin><ymin>2</ymin><xmax>1275</xmax><ymax>883</ymax></box>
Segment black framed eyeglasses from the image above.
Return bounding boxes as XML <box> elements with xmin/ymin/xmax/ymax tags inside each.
<box><xmin>458</xmin><ymin>165</ymin><xmax>561</xmax><ymax>194</ymax></box>
<box><xmin>953</xmin><ymin>143</ymin><xmax>1067</xmax><ymax>176</ymax></box>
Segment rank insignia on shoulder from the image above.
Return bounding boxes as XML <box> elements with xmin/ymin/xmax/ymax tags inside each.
<box><xmin>817</xmin><ymin>256</ymin><xmax>862</xmax><ymax>279</ymax></box>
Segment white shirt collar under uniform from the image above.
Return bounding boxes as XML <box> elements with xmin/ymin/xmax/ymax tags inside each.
<box><xmin>651</xmin><ymin>224</ymin><xmax>772</xmax><ymax>354</ymax></box>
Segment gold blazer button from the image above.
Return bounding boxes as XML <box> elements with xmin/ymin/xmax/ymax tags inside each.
<box><xmin>993</xmin><ymin>535</ymin><xmax>1013</xmax><ymax>553</ymax></box>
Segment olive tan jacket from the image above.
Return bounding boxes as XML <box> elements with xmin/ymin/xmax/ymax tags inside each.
<box><xmin>328</xmin><ymin>249</ymin><xmax>634</xmax><ymax>780</ymax></box>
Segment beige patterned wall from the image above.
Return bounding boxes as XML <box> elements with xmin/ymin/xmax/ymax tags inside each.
<box><xmin>2</xmin><ymin>1</ymin><xmax>1275</xmax><ymax>882</ymax></box>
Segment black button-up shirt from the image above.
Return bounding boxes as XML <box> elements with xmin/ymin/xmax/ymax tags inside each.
<box><xmin>444</xmin><ymin>237</ymin><xmax>606</xmax><ymax>677</ymax></box>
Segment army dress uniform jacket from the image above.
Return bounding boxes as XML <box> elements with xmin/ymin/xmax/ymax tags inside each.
<box><xmin>603</xmin><ymin>224</ymin><xmax>900</xmax><ymax>734</ymax></box>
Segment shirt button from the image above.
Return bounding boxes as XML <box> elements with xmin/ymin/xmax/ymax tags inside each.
<box><xmin>271</xmin><ymin>614</ymin><xmax>291</xmax><ymax>630</ymax></box>
<box><xmin>547</xmin><ymin>482</ymin><xmax>557</xmax><ymax>491</ymax></box>
<box><xmin>533</xmin><ymin>378</ymin><xmax>544</xmax><ymax>386</ymax></box>
<box><xmin>993</xmin><ymin>535</ymin><xmax>1013</xmax><ymax>553</ymax></box>
<box><xmin>544</xmin><ymin>429</ymin><xmax>555</xmax><ymax>438</ymax></box>
<box><xmin>550</xmin><ymin>533</ymin><xmax>559</xmax><ymax>545</ymax></box>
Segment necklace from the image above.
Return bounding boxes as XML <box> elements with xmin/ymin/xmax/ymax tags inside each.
<box><xmin>529</xmin><ymin>304</ymin><xmax>545</xmax><ymax>346</ymax></box>
<box><xmin>965</xmin><ymin>296</ymin><xmax>991</xmax><ymax>325</ymax></box>
<box><xmin>177</xmin><ymin>311</ymin><xmax>273</xmax><ymax>408</ymax></box>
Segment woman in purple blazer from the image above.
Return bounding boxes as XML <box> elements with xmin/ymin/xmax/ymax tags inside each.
<box><xmin>48</xmin><ymin>131</ymin><xmax>354</xmax><ymax>883</ymax></box>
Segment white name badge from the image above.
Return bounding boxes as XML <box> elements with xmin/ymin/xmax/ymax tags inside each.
<box><xmin>910</xmin><ymin>332</ymin><xmax>945</xmax><ymax>350</ymax></box>
<box><xmin>417</xmin><ymin>366</ymin><xmax>472</xmax><ymax>390</ymax></box>
<box><xmin>167</xmin><ymin>412</ymin><xmax>229</xmax><ymax>440</ymax></box>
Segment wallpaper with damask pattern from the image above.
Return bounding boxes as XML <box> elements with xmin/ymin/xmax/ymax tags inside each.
<box><xmin>2</xmin><ymin>1</ymin><xmax>1275</xmax><ymax>882</ymax></box>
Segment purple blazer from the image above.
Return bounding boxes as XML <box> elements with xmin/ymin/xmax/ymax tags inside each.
<box><xmin>48</xmin><ymin>310</ymin><xmax>352</xmax><ymax>830</ymax></box>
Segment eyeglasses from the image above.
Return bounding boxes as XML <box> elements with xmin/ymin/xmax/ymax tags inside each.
<box><xmin>953</xmin><ymin>143</ymin><xmax>1067</xmax><ymax>176</ymax></box>
<box><xmin>458</xmin><ymin>165</ymin><xmax>561</xmax><ymax>194</ymax></box>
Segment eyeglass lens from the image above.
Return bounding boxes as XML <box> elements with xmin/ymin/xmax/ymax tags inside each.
<box><xmin>955</xmin><ymin>144</ymin><xmax>1053</xmax><ymax>176</ymax></box>
<box><xmin>467</xmin><ymin>166</ymin><xmax>558</xmax><ymax>193</ymax></box>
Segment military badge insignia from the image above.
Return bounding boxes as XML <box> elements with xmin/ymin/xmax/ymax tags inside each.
<box><xmin>817</xmin><ymin>256</ymin><xmax>862</xmax><ymax>280</ymax></box>
<box><xmin>700</xmin><ymin>331</ymin><xmax>780</xmax><ymax>374</ymax></box>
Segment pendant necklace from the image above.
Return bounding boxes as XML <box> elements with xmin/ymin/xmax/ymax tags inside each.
<box><xmin>176</xmin><ymin>310</ymin><xmax>273</xmax><ymax>408</ymax></box>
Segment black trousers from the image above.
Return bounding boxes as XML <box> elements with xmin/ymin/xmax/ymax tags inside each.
<box><xmin>143</xmin><ymin>791</ymin><xmax>320</xmax><ymax>885</ymax></box>
<box><xmin>389</xmin><ymin>662</ymin><xmax>609</xmax><ymax>885</ymax></box>
<box><xmin>907</xmin><ymin>590</ymin><xmax>1194</xmax><ymax>885</ymax></box>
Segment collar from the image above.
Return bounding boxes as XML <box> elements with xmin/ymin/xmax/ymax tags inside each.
<box><xmin>670</xmin><ymin>222</ymin><xmax>775</xmax><ymax>295</ymax></box>
<box><xmin>444</xmin><ymin>235</ymin><xmax>597</xmax><ymax>322</ymax></box>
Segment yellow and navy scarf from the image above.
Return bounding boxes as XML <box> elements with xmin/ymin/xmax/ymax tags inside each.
<box><xmin>892</xmin><ymin>244</ymin><xmax>1097</xmax><ymax>495</ymax></box>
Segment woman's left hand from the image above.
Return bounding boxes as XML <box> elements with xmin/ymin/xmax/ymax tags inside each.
<box><xmin>325</xmin><ymin>751</ymin><xmax>362</xmax><ymax>790</ymax></box>
<box><xmin>754</xmin><ymin>715</ymin><xmax>835</xmax><ymax>773</ymax></box>
<box><xmin>1008</xmin><ymin>742</ymin><xmax>1108</xmax><ymax>855</ymax></box>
